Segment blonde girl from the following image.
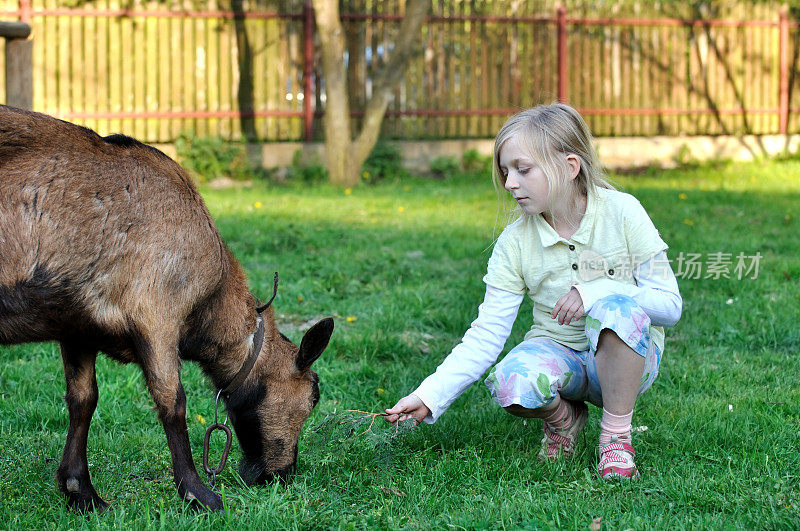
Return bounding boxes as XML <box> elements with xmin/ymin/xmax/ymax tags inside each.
<box><xmin>385</xmin><ymin>103</ymin><xmax>682</xmax><ymax>479</ymax></box>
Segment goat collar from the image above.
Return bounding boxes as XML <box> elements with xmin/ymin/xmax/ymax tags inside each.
<box><xmin>221</xmin><ymin>314</ymin><xmax>266</xmax><ymax>397</ymax></box>
<box><xmin>220</xmin><ymin>272</ymin><xmax>278</xmax><ymax>398</ymax></box>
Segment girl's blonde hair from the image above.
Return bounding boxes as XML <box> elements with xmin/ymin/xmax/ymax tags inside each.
<box><xmin>493</xmin><ymin>103</ymin><xmax>614</xmax><ymax>228</ymax></box>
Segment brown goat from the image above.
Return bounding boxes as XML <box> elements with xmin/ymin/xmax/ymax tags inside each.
<box><xmin>0</xmin><ymin>105</ymin><xmax>334</xmax><ymax>511</ymax></box>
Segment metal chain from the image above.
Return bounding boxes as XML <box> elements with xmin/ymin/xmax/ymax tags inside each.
<box><xmin>202</xmin><ymin>389</ymin><xmax>232</xmax><ymax>490</ymax></box>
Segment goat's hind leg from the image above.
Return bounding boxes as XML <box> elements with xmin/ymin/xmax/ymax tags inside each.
<box><xmin>56</xmin><ymin>342</ymin><xmax>109</xmax><ymax>512</ymax></box>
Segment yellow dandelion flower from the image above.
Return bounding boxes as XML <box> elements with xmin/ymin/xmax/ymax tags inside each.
<box><xmin>345</xmin><ymin>188</ymin><xmax>352</xmax><ymax>195</ymax></box>
<box><xmin>362</xmin><ymin>171</ymin><xmax>370</xmax><ymax>179</ymax></box>
<box><xmin>346</xmin><ymin>316</ymin><xmax>357</xmax><ymax>322</ymax></box>
<box><xmin>403</xmin><ymin>185</ymin><xmax>411</xmax><ymax>191</ymax></box>
<box><xmin>683</xmin><ymin>219</ymin><xmax>695</xmax><ymax>226</ymax></box>
<box><xmin>678</xmin><ymin>193</ymin><xmax>687</xmax><ymax>200</ymax></box>
<box><xmin>398</xmin><ymin>206</ymin><xmax>405</xmax><ymax>213</ymax></box>
<box><xmin>254</xmin><ymin>201</ymin><xmax>263</xmax><ymax>209</ymax></box>
<box><xmin>196</xmin><ymin>414</ymin><xmax>206</xmax><ymax>425</ymax></box>
<box><xmin>377</xmin><ymin>388</ymin><xmax>386</xmax><ymax>395</ymax></box>
<box><xmin>297</xmin><ymin>296</ymin><xmax>304</xmax><ymax>302</ymax></box>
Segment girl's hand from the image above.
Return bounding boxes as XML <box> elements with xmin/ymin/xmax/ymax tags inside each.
<box><xmin>552</xmin><ymin>287</ymin><xmax>585</xmax><ymax>325</ymax></box>
<box><xmin>384</xmin><ymin>394</ymin><xmax>430</xmax><ymax>425</ymax></box>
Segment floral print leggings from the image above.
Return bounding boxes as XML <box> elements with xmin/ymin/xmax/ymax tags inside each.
<box><xmin>484</xmin><ymin>295</ymin><xmax>661</xmax><ymax>409</ymax></box>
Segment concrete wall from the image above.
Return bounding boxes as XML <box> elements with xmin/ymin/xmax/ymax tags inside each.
<box><xmin>154</xmin><ymin>135</ymin><xmax>800</xmax><ymax>175</ymax></box>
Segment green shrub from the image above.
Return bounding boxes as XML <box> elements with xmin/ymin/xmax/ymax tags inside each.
<box><xmin>285</xmin><ymin>149</ymin><xmax>329</xmax><ymax>184</ymax></box>
<box><xmin>461</xmin><ymin>148</ymin><xmax>492</xmax><ymax>174</ymax></box>
<box><xmin>429</xmin><ymin>155</ymin><xmax>460</xmax><ymax>179</ymax></box>
<box><xmin>672</xmin><ymin>143</ymin><xmax>699</xmax><ymax>168</ymax></box>
<box><xmin>362</xmin><ymin>141</ymin><xmax>406</xmax><ymax>184</ymax></box>
<box><xmin>174</xmin><ymin>132</ymin><xmax>252</xmax><ymax>182</ymax></box>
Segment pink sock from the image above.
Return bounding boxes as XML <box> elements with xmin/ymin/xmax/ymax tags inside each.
<box><xmin>541</xmin><ymin>398</ymin><xmax>574</xmax><ymax>430</ymax></box>
<box><xmin>599</xmin><ymin>408</ymin><xmax>633</xmax><ymax>446</ymax></box>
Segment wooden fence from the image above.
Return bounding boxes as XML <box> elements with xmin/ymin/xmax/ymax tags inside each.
<box><xmin>0</xmin><ymin>0</ymin><xmax>798</xmax><ymax>142</ymax></box>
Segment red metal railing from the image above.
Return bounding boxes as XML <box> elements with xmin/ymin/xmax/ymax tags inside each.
<box><xmin>557</xmin><ymin>6</ymin><xmax>567</xmax><ymax>104</ymax></box>
<box><xmin>302</xmin><ymin>1</ymin><xmax>314</xmax><ymax>142</ymax></box>
<box><xmin>2</xmin><ymin>3</ymin><xmax>797</xmax><ymax>141</ymax></box>
<box><xmin>779</xmin><ymin>7</ymin><xmax>790</xmax><ymax>135</ymax></box>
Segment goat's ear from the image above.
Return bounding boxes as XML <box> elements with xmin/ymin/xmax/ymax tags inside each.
<box><xmin>296</xmin><ymin>317</ymin><xmax>333</xmax><ymax>371</ymax></box>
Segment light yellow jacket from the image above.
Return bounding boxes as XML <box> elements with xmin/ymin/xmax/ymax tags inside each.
<box><xmin>483</xmin><ymin>186</ymin><xmax>668</xmax><ymax>352</ymax></box>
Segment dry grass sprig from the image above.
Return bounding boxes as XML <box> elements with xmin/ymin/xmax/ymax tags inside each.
<box><xmin>341</xmin><ymin>409</ymin><xmax>389</xmax><ymax>435</ymax></box>
<box><xmin>311</xmin><ymin>408</ymin><xmax>416</xmax><ymax>445</ymax></box>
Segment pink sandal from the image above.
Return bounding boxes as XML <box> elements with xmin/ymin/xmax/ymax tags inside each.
<box><xmin>598</xmin><ymin>437</ymin><xmax>639</xmax><ymax>480</ymax></box>
<box><xmin>537</xmin><ymin>401</ymin><xmax>588</xmax><ymax>461</ymax></box>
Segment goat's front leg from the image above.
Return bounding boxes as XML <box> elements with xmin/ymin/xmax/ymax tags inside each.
<box><xmin>57</xmin><ymin>342</ymin><xmax>109</xmax><ymax>512</ymax></box>
<box><xmin>140</xmin><ymin>340</ymin><xmax>223</xmax><ymax>511</ymax></box>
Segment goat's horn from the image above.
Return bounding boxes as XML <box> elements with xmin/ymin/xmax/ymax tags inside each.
<box><xmin>256</xmin><ymin>272</ymin><xmax>279</xmax><ymax>313</ymax></box>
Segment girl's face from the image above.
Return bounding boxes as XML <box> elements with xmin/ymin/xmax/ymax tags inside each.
<box><xmin>498</xmin><ymin>134</ymin><xmax>550</xmax><ymax>217</ymax></box>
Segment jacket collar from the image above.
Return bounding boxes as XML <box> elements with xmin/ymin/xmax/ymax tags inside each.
<box><xmin>533</xmin><ymin>187</ymin><xmax>597</xmax><ymax>247</ymax></box>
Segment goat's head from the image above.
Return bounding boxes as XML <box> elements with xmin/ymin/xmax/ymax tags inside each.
<box><xmin>225</xmin><ymin>313</ymin><xmax>333</xmax><ymax>486</ymax></box>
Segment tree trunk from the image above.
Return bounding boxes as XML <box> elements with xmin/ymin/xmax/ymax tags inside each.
<box><xmin>312</xmin><ymin>0</ymin><xmax>429</xmax><ymax>186</ymax></box>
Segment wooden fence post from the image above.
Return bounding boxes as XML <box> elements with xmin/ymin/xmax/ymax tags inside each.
<box><xmin>303</xmin><ymin>1</ymin><xmax>315</xmax><ymax>142</ymax></box>
<box><xmin>6</xmin><ymin>39</ymin><xmax>32</xmax><ymax>110</ymax></box>
<box><xmin>779</xmin><ymin>6</ymin><xmax>789</xmax><ymax>135</ymax></box>
<box><xmin>0</xmin><ymin>21</ymin><xmax>32</xmax><ymax>110</ymax></box>
<box><xmin>557</xmin><ymin>6</ymin><xmax>568</xmax><ymax>103</ymax></box>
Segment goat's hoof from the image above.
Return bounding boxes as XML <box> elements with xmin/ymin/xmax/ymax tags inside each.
<box><xmin>183</xmin><ymin>487</ymin><xmax>224</xmax><ymax>512</ymax></box>
<box><xmin>60</xmin><ymin>478</ymin><xmax>110</xmax><ymax>513</ymax></box>
<box><xmin>70</xmin><ymin>495</ymin><xmax>110</xmax><ymax>513</ymax></box>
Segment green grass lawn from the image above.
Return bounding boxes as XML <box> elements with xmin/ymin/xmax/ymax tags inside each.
<box><xmin>1</xmin><ymin>159</ymin><xmax>799</xmax><ymax>529</ymax></box>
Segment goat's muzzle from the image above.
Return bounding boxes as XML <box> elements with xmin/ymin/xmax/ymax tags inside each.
<box><xmin>238</xmin><ymin>455</ymin><xmax>297</xmax><ymax>486</ymax></box>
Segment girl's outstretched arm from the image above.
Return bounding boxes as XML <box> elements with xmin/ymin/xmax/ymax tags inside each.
<box><xmin>385</xmin><ymin>285</ymin><xmax>524</xmax><ymax>425</ymax></box>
